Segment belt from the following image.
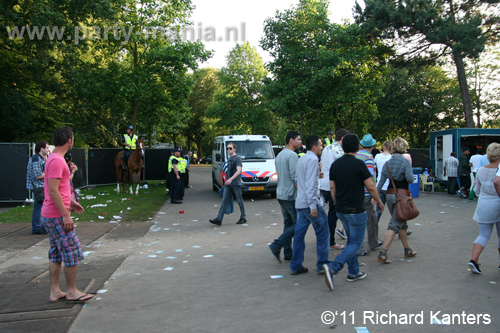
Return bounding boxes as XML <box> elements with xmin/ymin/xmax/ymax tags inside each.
<box><xmin>386</xmin><ymin>188</ymin><xmax>410</xmax><ymax>196</ymax></box>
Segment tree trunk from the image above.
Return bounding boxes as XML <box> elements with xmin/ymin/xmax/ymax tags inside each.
<box><xmin>453</xmin><ymin>55</ymin><xmax>475</xmax><ymax>128</ymax></box>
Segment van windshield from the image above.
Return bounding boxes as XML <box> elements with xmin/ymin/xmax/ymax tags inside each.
<box><xmin>231</xmin><ymin>141</ymin><xmax>274</xmax><ymax>160</ymax></box>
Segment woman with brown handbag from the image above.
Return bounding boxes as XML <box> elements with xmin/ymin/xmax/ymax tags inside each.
<box><xmin>376</xmin><ymin>137</ymin><xmax>417</xmax><ymax>264</ymax></box>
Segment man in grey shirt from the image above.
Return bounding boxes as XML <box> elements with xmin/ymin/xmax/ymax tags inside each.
<box><xmin>268</xmin><ymin>131</ymin><xmax>302</xmax><ymax>263</ymax></box>
<box><xmin>290</xmin><ymin>135</ymin><xmax>330</xmax><ymax>275</ymax></box>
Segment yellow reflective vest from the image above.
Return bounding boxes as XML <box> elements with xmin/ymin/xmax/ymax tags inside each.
<box><xmin>168</xmin><ymin>156</ymin><xmax>177</xmax><ymax>173</ymax></box>
<box><xmin>178</xmin><ymin>157</ymin><xmax>187</xmax><ymax>173</ymax></box>
<box><xmin>324</xmin><ymin>138</ymin><xmax>332</xmax><ymax>146</ymax></box>
<box><xmin>124</xmin><ymin>134</ymin><xmax>138</xmax><ymax>150</ymax></box>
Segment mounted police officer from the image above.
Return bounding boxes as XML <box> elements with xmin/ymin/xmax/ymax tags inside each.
<box><xmin>121</xmin><ymin>125</ymin><xmax>145</xmax><ymax>170</ymax></box>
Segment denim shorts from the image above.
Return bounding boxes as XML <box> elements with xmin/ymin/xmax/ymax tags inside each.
<box><xmin>41</xmin><ymin>216</ymin><xmax>83</xmax><ymax>267</ymax></box>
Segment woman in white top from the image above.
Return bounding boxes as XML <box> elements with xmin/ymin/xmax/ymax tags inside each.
<box><xmin>468</xmin><ymin>143</ymin><xmax>500</xmax><ymax>274</ymax></box>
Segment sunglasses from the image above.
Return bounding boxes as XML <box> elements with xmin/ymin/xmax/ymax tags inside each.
<box><xmin>227</xmin><ymin>147</ymin><xmax>233</xmax><ymax>150</ymax></box>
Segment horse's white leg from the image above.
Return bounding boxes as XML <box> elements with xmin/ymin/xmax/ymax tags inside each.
<box><xmin>129</xmin><ymin>185</ymin><xmax>133</xmax><ymax>193</ymax></box>
<box><xmin>116</xmin><ymin>183</ymin><xmax>120</xmax><ymax>195</ymax></box>
<box><xmin>135</xmin><ymin>184</ymin><xmax>140</xmax><ymax>195</ymax></box>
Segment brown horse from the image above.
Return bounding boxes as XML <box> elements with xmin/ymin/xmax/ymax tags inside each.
<box><xmin>115</xmin><ymin>139</ymin><xmax>144</xmax><ymax>195</ymax></box>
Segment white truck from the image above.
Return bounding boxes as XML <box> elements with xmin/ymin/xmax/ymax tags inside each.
<box><xmin>212</xmin><ymin>135</ymin><xmax>277</xmax><ymax>197</ymax></box>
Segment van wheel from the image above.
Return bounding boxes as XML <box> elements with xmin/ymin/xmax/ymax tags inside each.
<box><xmin>271</xmin><ymin>192</ymin><xmax>276</xmax><ymax>198</ymax></box>
<box><xmin>212</xmin><ymin>180</ymin><xmax>218</xmax><ymax>191</ymax></box>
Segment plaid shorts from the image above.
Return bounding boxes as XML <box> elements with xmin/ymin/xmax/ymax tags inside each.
<box><xmin>41</xmin><ymin>216</ymin><xmax>83</xmax><ymax>267</ymax></box>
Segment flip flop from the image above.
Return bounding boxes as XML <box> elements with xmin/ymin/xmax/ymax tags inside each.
<box><xmin>66</xmin><ymin>294</ymin><xmax>94</xmax><ymax>304</ymax></box>
<box><xmin>49</xmin><ymin>295</ymin><xmax>67</xmax><ymax>303</ymax></box>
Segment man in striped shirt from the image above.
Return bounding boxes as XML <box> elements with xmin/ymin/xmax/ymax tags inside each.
<box><xmin>356</xmin><ymin>134</ymin><xmax>381</xmax><ymax>252</ymax></box>
<box><xmin>444</xmin><ymin>152</ymin><xmax>459</xmax><ymax>195</ymax></box>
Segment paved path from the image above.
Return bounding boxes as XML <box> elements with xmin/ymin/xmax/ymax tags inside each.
<box><xmin>1</xmin><ymin>166</ymin><xmax>498</xmax><ymax>332</ymax></box>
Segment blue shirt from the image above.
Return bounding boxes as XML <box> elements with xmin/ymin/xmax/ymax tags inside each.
<box><xmin>26</xmin><ymin>153</ymin><xmax>45</xmax><ymax>190</ymax></box>
<box><xmin>295</xmin><ymin>151</ymin><xmax>320</xmax><ymax>210</ymax></box>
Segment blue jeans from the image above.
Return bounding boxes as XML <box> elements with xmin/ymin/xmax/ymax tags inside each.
<box><xmin>327</xmin><ymin>212</ymin><xmax>367</xmax><ymax>277</ymax></box>
<box><xmin>321</xmin><ymin>190</ymin><xmax>338</xmax><ymax>246</ymax></box>
<box><xmin>270</xmin><ymin>199</ymin><xmax>296</xmax><ymax>259</ymax></box>
<box><xmin>217</xmin><ymin>185</ymin><xmax>246</xmax><ymax>221</ymax></box>
<box><xmin>290</xmin><ymin>205</ymin><xmax>330</xmax><ymax>273</ymax></box>
<box><xmin>32</xmin><ymin>193</ymin><xmax>44</xmax><ymax>233</ymax></box>
<box><xmin>376</xmin><ymin>190</ymin><xmax>386</xmax><ymax>222</ymax></box>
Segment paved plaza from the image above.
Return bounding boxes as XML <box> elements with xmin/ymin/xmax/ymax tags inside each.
<box><xmin>0</xmin><ymin>166</ymin><xmax>498</xmax><ymax>333</ymax></box>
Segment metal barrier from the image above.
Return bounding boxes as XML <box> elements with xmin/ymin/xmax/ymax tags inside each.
<box><xmin>0</xmin><ymin>144</ymin><xmax>173</xmax><ymax>202</ymax></box>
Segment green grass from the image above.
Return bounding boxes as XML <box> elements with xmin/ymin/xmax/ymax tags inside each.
<box><xmin>0</xmin><ymin>181</ymin><xmax>168</xmax><ymax>224</ymax></box>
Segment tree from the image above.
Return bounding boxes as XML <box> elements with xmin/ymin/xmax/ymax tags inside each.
<box><xmin>466</xmin><ymin>48</ymin><xmax>500</xmax><ymax>128</ymax></box>
<box><xmin>371</xmin><ymin>63</ymin><xmax>464</xmax><ymax>147</ymax></box>
<box><xmin>354</xmin><ymin>0</ymin><xmax>500</xmax><ymax>128</ymax></box>
<box><xmin>0</xmin><ymin>0</ymin><xmax>117</xmax><ymax>142</ymax></box>
<box><xmin>184</xmin><ymin>67</ymin><xmax>220</xmax><ymax>157</ymax></box>
<box><xmin>207</xmin><ymin>42</ymin><xmax>275</xmax><ymax>136</ymax></box>
<box><xmin>261</xmin><ymin>0</ymin><xmax>392</xmax><ymax>136</ymax></box>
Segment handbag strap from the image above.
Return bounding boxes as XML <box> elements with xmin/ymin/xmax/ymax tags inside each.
<box><xmin>386</xmin><ymin>162</ymin><xmax>398</xmax><ymax>191</ymax></box>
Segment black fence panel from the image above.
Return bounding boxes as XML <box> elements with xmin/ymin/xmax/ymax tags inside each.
<box><xmin>71</xmin><ymin>148</ymin><xmax>87</xmax><ymax>189</ymax></box>
<box><xmin>88</xmin><ymin>148</ymin><xmax>121</xmax><ymax>185</ymax></box>
<box><xmin>0</xmin><ymin>143</ymin><xmax>30</xmax><ymax>201</ymax></box>
<box><xmin>407</xmin><ymin>148</ymin><xmax>429</xmax><ymax>169</ymax></box>
<box><xmin>144</xmin><ymin>149</ymin><xmax>171</xmax><ymax>181</ymax></box>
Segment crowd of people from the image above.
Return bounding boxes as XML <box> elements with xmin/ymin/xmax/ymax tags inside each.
<box><xmin>263</xmin><ymin>130</ymin><xmax>499</xmax><ymax>291</ymax></box>
<box><xmin>25</xmin><ymin>125</ymin><xmax>500</xmax><ymax>302</ymax></box>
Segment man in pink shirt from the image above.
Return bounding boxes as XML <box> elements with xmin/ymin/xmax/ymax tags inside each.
<box><xmin>41</xmin><ymin>126</ymin><xmax>93</xmax><ymax>304</ymax></box>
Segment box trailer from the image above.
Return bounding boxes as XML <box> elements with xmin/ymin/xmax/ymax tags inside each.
<box><xmin>429</xmin><ymin>128</ymin><xmax>500</xmax><ymax>180</ymax></box>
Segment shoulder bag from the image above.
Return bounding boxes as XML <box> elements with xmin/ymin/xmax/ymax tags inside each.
<box><xmin>387</xmin><ymin>163</ymin><xmax>419</xmax><ymax>221</ymax></box>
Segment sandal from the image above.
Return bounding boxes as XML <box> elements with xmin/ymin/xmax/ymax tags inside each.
<box><xmin>404</xmin><ymin>248</ymin><xmax>417</xmax><ymax>258</ymax></box>
<box><xmin>377</xmin><ymin>249</ymin><xmax>392</xmax><ymax>264</ymax></box>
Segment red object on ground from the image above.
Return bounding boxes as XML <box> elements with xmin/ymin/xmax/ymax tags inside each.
<box><xmin>102</xmin><ymin>212</ymin><xmax>107</xmax><ymax>215</ymax></box>
<box><xmin>179</xmin><ymin>211</ymin><xmax>184</xmax><ymax>214</ymax></box>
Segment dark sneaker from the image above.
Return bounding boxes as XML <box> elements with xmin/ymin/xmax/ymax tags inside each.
<box><xmin>346</xmin><ymin>272</ymin><xmax>367</xmax><ymax>282</ymax></box>
<box><xmin>358</xmin><ymin>250</ymin><xmax>370</xmax><ymax>256</ymax></box>
<box><xmin>406</xmin><ymin>230</ymin><xmax>413</xmax><ymax>237</ymax></box>
<box><xmin>336</xmin><ymin>229</ymin><xmax>347</xmax><ymax>240</ymax></box>
<box><xmin>468</xmin><ymin>260</ymin><xmax>481</xmax><ymax>274</ymax></box>
<box><xmin>209</xmin><ymin>218</ymin><xmax>222</xmax><ymax>226</ymax></box>
<box><xmin>283</xmin><ymin>257</ymin><xmax>292</xmax><ymax>262</ymax></box>
<box><xmin>267</xmin><ymin>244</ymin><xmax>281</xmax><ymax>264</ymax></box>
<box><xmin>236</xmin><ymin>218</ymin><xmax>247</xmax><ymax>224</ymax></box>
<box><xmin>171</xmin><ymin>199</ymin><xmax>182</xmax><ymax>204</ymax></box>
<box><xmin>290</xmin><ymin>267</ymin><xmax>308</xmax><ymax>275</ymax></box>
<box><xmin>322</xmin><ymin>264</ymin><xmax>334</xmax><ymax>291</ymax></box>
<box><xmin>32</xmin><ymin>229</ymin><xmax>48</xmax><ymax>235</ymax></box>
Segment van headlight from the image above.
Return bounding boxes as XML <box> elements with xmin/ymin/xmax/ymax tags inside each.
<box><xmin>270</xmin><ymin>174</ymin><xmax>278</xmax><ymax>181</ymax></box>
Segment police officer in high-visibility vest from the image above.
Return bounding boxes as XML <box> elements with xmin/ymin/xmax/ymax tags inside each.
<box><xmin>121</xmin><ymin>125</ymin><xmax>137</xmax><ymax>170</ymax></box>
<box><xmin>177</xmin><ymin>153</ymin><xmax>187</xmax><ymax>200</ymax></box>
<box><xmin>168</xmin><ymin>147</ymin><xmax>183</xmax><ymax>204</ymax></box>
<box><xmin>324</xmin><ymin>130</ymin><xmax>333</xmax><ymax>147</ymax></box>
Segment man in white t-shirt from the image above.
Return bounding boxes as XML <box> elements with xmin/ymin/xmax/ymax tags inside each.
<box><xmin>374</xmin><ymin>140</ymin><xmax>393</xmax><ymax>222</ymax></box>
<box><xmin>320</xmin><ymin>129</ymin><xmax>350</xmax><ymax>249</ymax></box>
<box><xmin>468</xmin><ymin>148</ymin><xmax>485</xmax><ymax>200</ymax></box>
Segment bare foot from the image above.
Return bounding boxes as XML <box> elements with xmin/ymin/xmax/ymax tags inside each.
<box><xmin>66</xmin><ymin>291</ymin><xmax>93</xmax><ymax>302</ymax></box>
<box><xmin>49</xmin><ymin>291</ymin><xmax>67</xmax><ymax>303</ymax></box>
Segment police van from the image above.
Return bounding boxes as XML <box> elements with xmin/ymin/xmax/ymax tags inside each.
<box><xmin>212</xmin><ymin>135</ymin><xmax>277</xmax><ymax>197</ymax></box>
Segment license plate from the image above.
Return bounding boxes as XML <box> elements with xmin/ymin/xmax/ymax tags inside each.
<box><xmin>249</xmin><ymin>186</ymin><xmax>264</xmax><ymax>191</ymax></box>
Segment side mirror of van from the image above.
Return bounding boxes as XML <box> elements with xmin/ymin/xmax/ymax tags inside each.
<box><xmin>216</xmin><ymin>153</ymin><xmax>221</xmax><ymax>162</ymax></box>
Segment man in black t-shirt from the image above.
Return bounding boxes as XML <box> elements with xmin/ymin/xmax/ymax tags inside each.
<box><xmin>210</xmin><ymin>142</ymin><xmax>247</xmax><ymax>225</ymax></box>
<box><xmin>322</xmin><ymin>134</ymin><xmax>384</xmax><ymax>291</ymax></box>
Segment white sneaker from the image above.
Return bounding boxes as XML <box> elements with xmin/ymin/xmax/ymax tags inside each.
<box><xmin>322</xmin><ymin>264</ymin><xmax>334</xmax><ymax>291</ymax></box>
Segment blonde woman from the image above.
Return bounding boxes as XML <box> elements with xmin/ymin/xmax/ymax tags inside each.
<box><xmin>376</xmin><ymin>138</ymin><xmax>416</xmax><ymax>263</ymax></box>
<box><xmin>468</xmin><ymin>143</ymin><xmax>500</xmax><ymax>274</ymax></box>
